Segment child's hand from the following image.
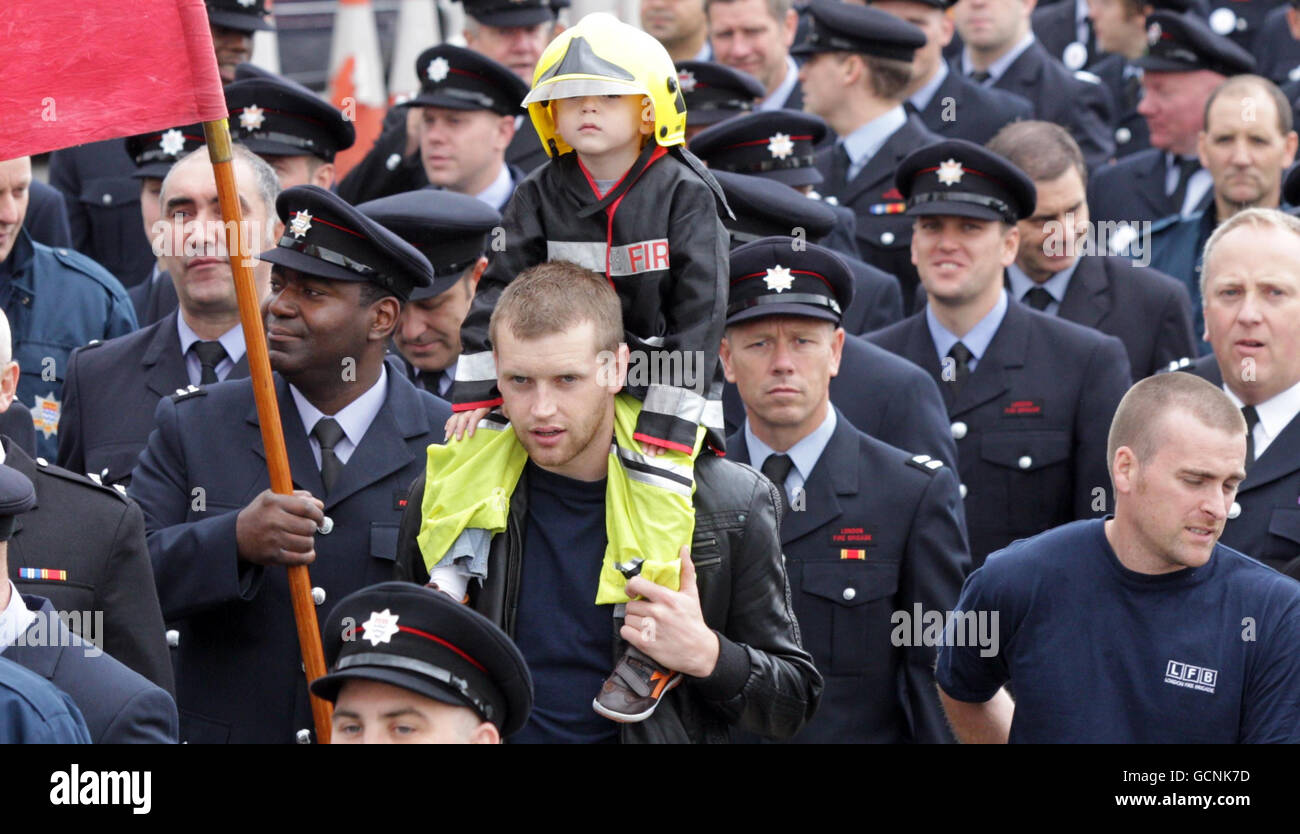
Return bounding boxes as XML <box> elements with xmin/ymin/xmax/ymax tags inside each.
<box><xmin>639</xmin><ymin>440</ymin><xmax>667</xmax><ymax>458</ymax></box>
<box><xmin>445</xmin><ymin>407</ymin><xmax>491</xmax><ymax>442</ymax></box>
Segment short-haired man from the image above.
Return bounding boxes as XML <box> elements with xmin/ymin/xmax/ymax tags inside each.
<box><xmin>58</xmin><ymin>146</ymin><xmax>279</xmax><ymax>487</ymax></box>
<box><xmin>0</xmin><ymin>463</ymin><xmax>178</xmax><ymax>743</ymax></box>
<box><xmin>1146</xmin><ymin>75</ymin><xmax>1298</xmax><ymax>345</ymax></box>
<box><xmin>722</xmin><ymin>238</ymin><xmax>969</xmax><ymax>743</ymax></box>
<box><xmin>866</xmin><ymin>0</ymin><xmax>1034</xmax><ymax>145</ymax></box>
<box><xmin>801</xmin><ymin>0</ymin><xmax>939</xmax><ymax>312</ymax></box>
<box><xmin>128</xmin><ymin>186</ymin><xmax>452</xmax><ymax>743</ymax></box>
<box><xmin>868</xmin><ymin>139</ymin><xmax>1132</xmax><ymax>566</ymax></box>
<box><xmin>395</xmin><ymin>261</ymin><xmax>821</xmax><ymax>743</ymax></box>
<box><xmin>1087</xmin><ymin>10</ymin><xmax>1255</xmax><ymax>226</ymax></box>
<box><xmin>226</xmin><ymin>71</ymin><xmax>357</xmax><ymax>190</ymax></box>
<box><xmin>952</xmin><ymin>0</ymin><xmax>1116</xmax><ymax>171</ymax></box>
<box><xmin>644</xmin><ymin>0</ymin><xmax>713</xmax><ymax>62</ymax></box>
<box><xmin>707</xmin><ymin>0</ymin><xmax>804</xmax><ymax>110</ymax></box>
<box><xmin>711</xmin><ymin>170</ymin><xmax>957</xmax><ymax>470</ymax></box>
<box><xmin>313</xmin><ymin>581</ymin><xmax>533</xmax><ymax>744</ymax></box>
<box><xmin>937</xmin><ymin>372</ymin><xmax>1300</xmax><ymax>742</ymax></box>
<box><xmin>986</xmin><ymin>120</ymin><xmax>1196</xmax><ymax>377</ymax></box>
<box><xmin>0</xmin><ymin>156</ymin><xmax>136</xmax><ymax>461</ymax></box>
<box><xmin>1179</xmin><ymin>208</ymin><xmax>1300</xmax><ymax>581</ymax></box>
<box><xmin>357</xmin><ymin>190</ymin><xmax>500</xmax><ymax>398</ymax></box>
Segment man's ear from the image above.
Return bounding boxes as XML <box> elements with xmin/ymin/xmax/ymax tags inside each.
<box><xmin>1112</xmin><ymin>446</ymin><xmax>1136</xmax><ymax>496</ymax></box>
<box><xmin>369</xmin><ymin>296</ymin><xmax>402</xmax><ymax>342</ymax></box>
<box><xmin>467</xmin><ymin>256</ymin><xmax>488</xmax><ymax>292</ymax></box>
<box><xmin>719</xmin><ymin>335</ymin><xmax>736</xmax><ymax>384</ymax></box>
<box><xmin>828</xmin><ymin>326</ymin><xmax>845</xmax><ymax>378</ymax></box>
<box><xmin>469</xmin><ymin>720</ymin><xmax>501</xmax><ymax>745</ymax></box>
<box><xmin>312</xmin><ymin>162</ymin><xmax>337</xmax><ymax>190</ymax></box>
<box><xmin>0</xmin><ymin>361</ymin><xmax>19</xmax><ymax>413</ymax></box>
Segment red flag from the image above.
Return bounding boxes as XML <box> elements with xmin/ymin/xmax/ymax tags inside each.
<box><xmin>0</xmin><ymin>0</ymin><xmax>228</xmax><ymax>160</ymax></box>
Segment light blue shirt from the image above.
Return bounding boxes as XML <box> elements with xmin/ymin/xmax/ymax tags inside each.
<box><xmin>840</xmin><ymin>105</ymin><xmax>908</xmax><ymax>182</ymax></box>
<box><xmin>961</xmin><ymin>32</ymin><xmax>1035</xmax><ymax>85</ymax></box>
<box><xmin>926</xmin><ymin>288</ymin><xmax>1009</xmax><ymax>373</ymax></box>
<box><xmin>1164</xmin><ymin>153</ymin><xmax>1214</xmax><ymax>217</ymax></box>
<box><xmin>744</xmin><ymin>406</ymin><xmax>837</xmax><ymax>507</ymax></box>
<box><xmin>291</xmin><ymin>364</ymin><xmax>389</xmax><ymax>469</ymax></box>
<box><xmin>176</xmin><ymin>315</ymin><xmax>246</xmax><ymax>387</ymax></box>
<box><xmin>909</xmin><ymin>60</ymin><xmax>949</xmax><ymax>115</ymax></box>
<box><xmin>474</xmin><ymin>163</ymin><xmax>514</xmax><ymax>212</ymax></box>
<box><xmin>758</xmin><ymin>56</ymin><xmax>800</xmax><ymax>112</ymax></box>
<box><xmin>1007</xmin><ymin>260</ymin><xmax>1080</xmax><ymax>316</ymax></box>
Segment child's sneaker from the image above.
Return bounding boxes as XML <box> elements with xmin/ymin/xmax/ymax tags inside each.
<box><xmin>592</xmin><ymin>646</ymin><xmax>682</xmax><ymax>723</ymax></box>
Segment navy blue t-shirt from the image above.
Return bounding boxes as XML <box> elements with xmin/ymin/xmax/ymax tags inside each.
<box><xmin>510</xmin><ymin>462</ymin><xmax>618</xmax><ymax>744</ymax></box>
<box><xmin>936</xmin><ymin>518</ymin><xmax>1300</xmax><ymax>743</ymax></box>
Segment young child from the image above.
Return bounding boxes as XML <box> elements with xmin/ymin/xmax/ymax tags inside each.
<box><xmin>416</xmin><ymin>12</ymin><xmax>731</xmax><ymax>723</ymax></box>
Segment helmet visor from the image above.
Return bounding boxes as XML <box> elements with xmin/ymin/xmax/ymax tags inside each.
<box><xmin>522</xmin><ymin>78</ymin><xmax>649</xmax><ymax>106</ymax></box>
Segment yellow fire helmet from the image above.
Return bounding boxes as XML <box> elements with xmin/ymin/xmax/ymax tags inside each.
<box><xmin>522</xmin><ymin>12</ymin><xmax>688</xmax><ymax>157</ymax></box>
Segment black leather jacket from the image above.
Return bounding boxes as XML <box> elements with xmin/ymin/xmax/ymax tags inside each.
<box><xmin>396</xmin><ymin>450</ymin><xmax>822</xmax><ymax>743</ymax></box>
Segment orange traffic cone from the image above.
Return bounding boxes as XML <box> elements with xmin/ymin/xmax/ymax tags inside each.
<box><xmin>390</xmin><ymin>0</ymin><xmax>441</xmax><ymax>105</ymax></box>
<box><xmin>328</xmin><ymin>0</ymin><xmax>387</xmax><ymax>180</ymax></box>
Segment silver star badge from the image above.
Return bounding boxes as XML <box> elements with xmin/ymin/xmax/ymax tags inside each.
<box><xmin>289</xmin><ymin>210</ymin><xmax>313</xmax><ymax>239</ymax></box>
<box><xmin>361</xmin><ymin>610</ymin><xmax>401</xmax><ymax>646</ymax></box>
<box><xmin>764</xmin><ymin>265</ymin><xmax>794</xmax><ymax>293</ymax></box>
<box><xmin>1147</xmin><ymin>22</ymin><xmax>1162</xmax><ymax>46</ymax></box>
<box><xmin>427</xmin><ymin>56</ymin><xmax>450</xmax><ymax>83</ymax></box>
<box><xmin>159</xmin><ymin>129</ymin><xmax>185</xmax><ymax>157</ymax></box>
<box><xmin>238</xmin><ymin>0</ymin><xmax>256</xmax><ymax>6</ymax></box>
<box><xmin>937</xmin><ymin>159</ymin><xmax>964</xmax><ymax>186</ymax></box>
<box><xmin>767</xmin><ymin>132</ymin><xmax>794</xmax><ymax>160</ymax></box>
<box><xmin>240</xmin><ymin>104</ymin><xmax>266</xmax><ymax>131</ymax></box>
<box><xmin>677</xmin><ymin>70</ymin><xmax>697</xmax><ymax>93</ymax></box>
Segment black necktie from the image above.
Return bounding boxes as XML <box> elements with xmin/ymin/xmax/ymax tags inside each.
<box><xmin>829</xmin><ymin>142</ymin><xmax>852</xmax><ymax>189</ymax></box>
<box><xmin>1241</xmin><ymin>405</ymin><xmax>1260</xmax><ymax>471</ymax></box>
<box><xmin>969</xmin><ymin>70</ymin><xmax>991</xmax><ymax>83</ymax></box>
<box><xmin>418</xmin><ymin>371</ymin><xmax>441</xmax><ymax>393</ymax></box>
<box><xmin>1123</xmin><ymin>71</ymin><xmax>1142</xmax><ymax>111</ymax></box>
<box><xmin>1169</xmin><ymin>157</ymin><xmax>1199</xmax><ymax>216</ymax></box>
<box><xmin>1023</xmin><ymin>287</ymin><xmax>1054</xmax><ymax>311</ymax></box>
<box><xmin>191</xmin><ymin>340</ymin><xmax>227</xmax><ymax>385</ymax></box>
<box><xmin>312</xmin><ymin>417</ymin><xmax>345</xmax><ymax>494</ymax></box>
<box><xmin>761</xmin><ymin>453</ymin><xmax>795</xmax><ymax>519</ymax></box>
<box><xmin>948</xmin><ymin>341</ymin><xmax>973</xmax><ymax>394</ymax></box>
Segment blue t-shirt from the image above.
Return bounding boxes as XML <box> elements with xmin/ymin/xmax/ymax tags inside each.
<box><xmin>510</xmin><ymin>462</ymin><xmax>618</xmax><ymax>744</ymax></box>
<box><xmin>936</xmin><ymin>518</ymin><xmax>1300</xmax><ymax>743</ymax></box>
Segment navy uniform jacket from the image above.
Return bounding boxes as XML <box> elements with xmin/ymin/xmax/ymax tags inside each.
<box><xmin>57</xmin><ymin>310</ymin><xmax>251</xmax><ymax>486</ymax></box>
<box><xmin>916</xmin><ymin>69</ymin><xmax>1034</xmax><ymax>146</ymax></box>
<box><xmin>1087</xmin><ymin>148</ymin><xmax>1213</xmax><ymax>227</ymax></box>
<box><xmin>1092</xmin><ymin>53</ymin><xmax>1150</xmax><ymax>159</ymax></box>
<box><xmin>819</xmin><ymin>202</ymin><xmax>863</xmax><ymax>261</ymax></box>
<box><xmin>814</xmin><ymin>114</ymin><xmax>941</xmax><ymax>314</ymax></box>
<box><xmin>841</xmin><ymin>255</ymin><xmax>903</xmax><ymax>335</ymax></box>
<box><xmin>127</xmin><ymin>372</ymin><xmax>451</xmax><ymax>743</ymax></box>
<box><xmin>722</xmin><ymin>333</ymin><xmax>959</xmax><ymax>471</ymax></box>
<box><xmin>729</xmin><ymin>413</ymin><xmax>969</xmax><ymax>743</ymax></box>
<box><xmin>506</xmin><ymin>120</ymin><xmax>550</xmax><ymax>175</ymax></box>
<box><xmin>1146</xmin><ymin>207</ymin><xmax>1218</xmax><ymax>352</ymax></box>
<box><xmin>1031</xmin><ymin>0</ymin><xmax>1095</xmax><ymax>71</ymax></box>
<box><xmin>6</xmin><ymin>595</ymin><xmax>177</xmax><ymax>743</ymax></box>
<box><xmin>1256</xmin><ymin>6</ymin><xmax>1300</xmax><ymax>84</ymax></box>
<box><xmin>978</xmin><ymin>40</ymin><xmax>1115</xmax><ymax>172</ymax></box>
<box><xmin>4</xmin><ymin>230</ymin><xmax>137</xmax><ymax>461</ymax></box>
<box><xmin>1181</xmin><ymin>356</ymin><xmax>1300</xmax><ymax>580</ymax></box>
<box><xmin>336</xmin><ymin>118</ymin><xmax>428</xmax><ymax>205</ymax></box>
<box><xmin>47</xmin><ymin>139</ymin><xmax>155</xmax><ymax>287</ymax></box>
<box><xmin>1052</xmin><ymin>254</ymin><xmax>1196</xmax><ymax>378</ymax></box>
<box><xmin>0</xmin><ymin>655</ymin><xmax>90</xmax><ymax>743</ymax></box>
<box><xmin>868</xmin><ymin>299</ymin><xmax>1132</xmax><ymax>566</ymax></box>
<box><xmin>128</xmin><ymin>270</ymin><xmax>180</xmax><ymax>328</ymax></box>
<box><xmin>5</xmin><ymin>437</ymin><xmax>173</xmax><ymax>693</ymax></box>
<box><xmin>24</xmin><ymin>181</ymin><xmax>73</xmax><ymax>249</ymax></box>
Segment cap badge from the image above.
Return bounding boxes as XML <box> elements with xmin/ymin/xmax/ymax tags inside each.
<box><xmin>361</xmin><ymin>609</ymin><xmax>401</xmax><ymax>646</ymax></box>
<box><xmin>1208</xmin><ymin>8</ymin><xmax>1236</xmax><ymax>36</ymax></box>
<box><xmin>677</xmin><ymin>69</ymin><xmax>697</xmax><ymax>93</ymax></box>
<box><xmin>427</xmin><ymin>56</ymin><xmax>451</xmax><ymax>83</ymax></box>
<box><xmin>159</xmin><ymin>129</ymin><xmax>186</xmax><ymax>157</ymax></box>
<box><xmin>289</xmin><ymin>210</ymin><xmax>314</xmax><ymax>239</ymax></box>
<box><xmin>767</xmin><ymin>132</ymin><xmax>794</xmax><ymax>160</ymax></box>
<box><xmin>240</xmin><ymin>104</ymin><xmax>266</xmax><ymax>131</ymax></box>
<box><xmin>937</xmin><ymin>158</ymin><xmax>964</xmax><ymax>186</ymax></box>
<box><xmin>764</xmin><ymin>265</ymin><xmax>794</xmax><ymax>293</ymax></box>
<box><xmin>1146</xmin><ymin>22</ymin><xmax>1162</xmax><ymax>46</ymax></box>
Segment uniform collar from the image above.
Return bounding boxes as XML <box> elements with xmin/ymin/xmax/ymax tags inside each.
<box><xmin>758</xmin><ymin>55</ymin><xmax>800</xmax><ymax>112</ymax></box>
<box><xmin>1221</xmin><ymin>377</ymin><xmax>1300</xmax><ymax>447</ymax></box>
<box><xmin>743</xmin><ymin>405</ymin><xmax>837</xmax><ymax>487</ymax></box>
<box><xmin>474</xmin><ymin>163</ymin><xmax>515</xmax><ymax>211</ymax></box>
<box><xmin>1006</xmin><ymin>260</ymin><xmax>1079</xmax><ymax>308</ymax></box>
<box><xmin>176</xmin><ymin>314</ymin><xmax>248</xmax><ymax>366</ymax></box>
<box><xmin>926</xmin><ymin>287</ymin><xmax>1009</xmax><ymax>366</ymax></box>
<box><xmin>962</xmin><ymin>31</ymin><xmax>1035</xmax><ymax>83</ymax></box>
<box><xmin>0</xmin><ymin>580</ymin><xmax>35</xmax><ymax>654</ymax></box>
<box><xmin>289</xmin><ymin>364</ymin><xmax>389</xmax><ymax>450</ymax></box>
<box><xmin>909</xmin><ymin>60</ymin><xmax>949</xmax><ymax>114</ymax></box>
<box><xmin>840</xmin><ymin>105</ymin><xmax>908</xmax><ymax>172</ymax></box>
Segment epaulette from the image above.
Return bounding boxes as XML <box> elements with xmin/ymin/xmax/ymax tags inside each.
<box><xmin>32</xmin><ymin>457</ymin><xmax>129</xmax><ymax>503</ymax></box>
<box><xmin>1162</xmin><ymin>356</ymin><xmax>1193</xmax><ymax>374</ymax></box>
<box><xmin>79</xmin><ymin>339</ymin><xmax>104</xmax><ymax>351</ymax></box>
<box><xmin>170</xmin><ymin>384</ymin><xmax>207</xmax><ymax>402</ymax></box>
<box><xmin>1073</xmin><ymin>70</ymin><xmax>1102</xmax><ymax>85</ymax></box>
<box><xmin>905</xmin><ymin>454</ymin><xmax>945</xmax><ymax>475</ymax></box>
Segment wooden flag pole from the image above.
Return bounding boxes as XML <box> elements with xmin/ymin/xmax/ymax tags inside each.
<box><xmin>202</xmin><ymin>117</ymin><xmax>332</xmax><ymax>744</ymax></box>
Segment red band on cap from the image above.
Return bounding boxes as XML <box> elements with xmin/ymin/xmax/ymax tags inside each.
<box><xmin>731</xmin><ymin>268</ymin><xmax>835</xmax><ymax>293</ymax></box>
<box><xmin>357</xmin><ymin>622</ymin><xmax>488</xmax><ymax>674</ymax></box>
<box><xmin>724</xmin><ymin>134</ymin><xmax>815</xmax><ymax>150</ymax></box>
<box><xmin>291</xmin><ymin>211</ymin><xmax>365</xmax><ymax>239</ymax></box>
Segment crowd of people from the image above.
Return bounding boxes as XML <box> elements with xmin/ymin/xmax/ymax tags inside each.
<box><xmin>1</xmin><ymin>0</ymin><xmax>1299</xmax><ymax>744</ymax></box>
